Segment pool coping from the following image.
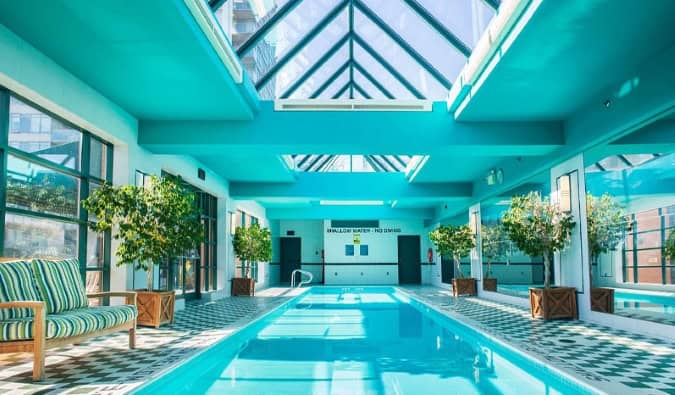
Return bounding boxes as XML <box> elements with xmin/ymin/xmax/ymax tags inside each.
<box><xmin>394</xmin><ymin>287</ymin><xmax>609</xmax><ymax>395</ymax></box>
<box><xmin>128</xmin><ymin>288</ymin><xmax>311</xmax><ymax>394</ymax></box>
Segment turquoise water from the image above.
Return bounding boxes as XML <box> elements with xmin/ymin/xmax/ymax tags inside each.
<box><xmin>135</xmin><ymin>287</ymin><xmax>594</xmax><ymax>395</ymax></box>
<box><xmin>614</xmin><ymin>290</ymin><xmax>675</xmax><ymax>315</ymax></box>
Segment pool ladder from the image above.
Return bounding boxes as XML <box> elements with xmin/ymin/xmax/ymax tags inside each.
<box><xmin>291</xmin><ymin>269</ymin><xmax>313</xmax><ymax>288</ymax></box>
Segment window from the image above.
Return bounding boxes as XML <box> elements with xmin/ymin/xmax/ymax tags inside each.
<box><xmin>1</xmin><ymin>90</ymin><xmax>113</xmax><ymax>296</ymax></box>
<box><xmin>623</xmin><ymin>205</ymin><xmax>675</xmax><ymax>284</ymax></box>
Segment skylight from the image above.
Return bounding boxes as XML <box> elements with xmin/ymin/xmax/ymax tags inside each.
<box><xmin>586</xmin><ymin>154</ymin><xmax>662</xmax><ymax>173</ymax></box>
<box><xmin>211</xmin><ymin>0</ymin><xmax>498</xmax><ymax>100</ymax></box>
<box><xmin>284</xmin><ymin>154</ymin><xmax>425</xmax><ymax>173</ymax></box>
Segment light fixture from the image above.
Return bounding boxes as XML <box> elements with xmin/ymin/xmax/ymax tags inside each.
<box><xmin>470</xmin><ymin>211</ymin><xmax>479</xmax><ymax>236</ymax></box>
<box><xmin>229</xmin><ymin>212</ymin><xmax>237</xmax><ymax>235</ymax></box>
<box><xmin>485</xmin><ymin>168</ymin><xmax>504</xmax><ymax>186</ymax></box>
<box><xmin>319</xmin><ymin>200</ymin><xmax>384</xmax><ymax>206</ymax></box>
<box><xmin>557</xmin><ymin>174</ymin><xmax>572</xmax><ymax>213</ymax></box>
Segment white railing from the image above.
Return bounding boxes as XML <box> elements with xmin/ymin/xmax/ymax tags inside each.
<box><xmin>291</xmin><ymin>269</ymin><xmax>313</xmax><ymax>288</ymax></box>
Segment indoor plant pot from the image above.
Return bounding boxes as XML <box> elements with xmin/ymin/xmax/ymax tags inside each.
<box><xmin>590</xmin><ymin>287</ymin><xmax>614</xmax><ymax>313</ymax></box>
<box><xmin>136</xmin><ymin>290</ymin><xmax>176</xmax><ymax>328</ymax></box>
<box><xmin>482</xmin><ymin>278</ymin><xmax>497</xmax><ymax>292</ymax></box>
<box><xmin>231</xmin><ymin>277</ymin><xmax>255</xmax><ymax>296</ymax></box>
<box><xmin>453</xmin><ymin>278</ymin><xmax>477</xmax><ymax>296</ymax></box>
<box><xmin>529</xmin><ymin>287</ymin><xmax>578</xmax><ymax>320</ymax></box>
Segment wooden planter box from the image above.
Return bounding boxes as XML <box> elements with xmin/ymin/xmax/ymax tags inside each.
<box><xmin>232</xmin><ymin>278</ymin><xmax>255</xmax><ymax>296</ymax></box>
<box><xmin>452</xmin><ymin>278</ymin><xmax>477</xmax><ymax>297</ymax></box>
<box><xmin>591</xmin><ymin>287</ymin><xmax>614</xmax><ymax>314</ymax></box>
<box><xmin>136</xmin><ymin>290</ymin><xmax>175</xmax><ymax>328</ymax></box>
<box><xmin>529</xmin><ymin>287</ymin><xmax>577</xmax><ymax>320</ymax></box>
<box><xmin>483</xmin><ymin>278</ymin><xmax>497</xmax><ymax>292</ymax></box>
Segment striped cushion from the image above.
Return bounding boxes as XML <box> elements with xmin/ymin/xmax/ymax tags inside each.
<box><xmin>0</xmin><ymin>260</ymin><xmax>42</xmax><ymax>320</ymax></box>
<box><xmin>32</xmin><ymin>259</ymin><xmax>88</xmax><ymax>314</ymax></box>
<box><xmin>0</xmin><ymin>305</ymin><xmax>137</xmax><ymax>341</ymax></box>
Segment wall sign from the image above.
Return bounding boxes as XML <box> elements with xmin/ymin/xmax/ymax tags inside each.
<box><xmin>327</xmin><ymin>227</ymin><xmax>402</xmax><ymax>234</ymax></box>
<box><xmin>353</xmin><ymin>233</ymin><xmax>361</xmax><ymax>245</ymax></box>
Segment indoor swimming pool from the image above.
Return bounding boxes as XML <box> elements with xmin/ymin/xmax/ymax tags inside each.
<box><xmin>135</xmin><ymin>287</ymin><xmax>596</xmax><ymax>395</ymax></box>
<box><xmin>614</xmin><ymin>289</ymin><xmax>675</xmax><ymax>316</ymax></box>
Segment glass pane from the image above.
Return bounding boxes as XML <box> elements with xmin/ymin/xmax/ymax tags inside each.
<box><xmin>319</xmin><ymin>68</ymin><xmax>350</xmax><ymax>99</ymax></box>
<box><xmin>89</xmin><ymin>138</ymin><xmax>107</xmax><ymax>179</ymax></box>
<box><xmin>86</xmin><ymin>271</ymin><xmax>103</xmax><ymax>305</ymax></box>
<box><xmin>416</xmin><ymin>0</ymin><xmax>495</xmax><ymax>47</ymax></box>
<box><xmin>353</xmin><ymin>68</ymin><xmax>386</xmax><ymax>99</ymax></box>
<box><xmin>636</xmin><ymin>249</ymin><xmax>661</xmax><ymax>267</ymax></box>
<box><xmin>635</xmin><ymin>230</ymin><xmax>661</xmax><ymax>250</ymax></box>
<box><xmin>625</xmin><ymin>266</ymin><xmax>635</xmax><ymax>283</ymax></box>
<box><xmin>88</xmin><ymin>181</ymin><xmax>102</xmax><ymax>221</ymax></box>
<box><xmin>353</xmin><ymin>8</ymin><xmax>447</xmax><ymax>99</ymax></box>
<box><xmin>290</xmin><ymin>43</ymin><xmax>350</xmax><ymax>99</ymax></box>
<box><xmin>6</xmin><ymin>154</ymin><xmax>80</xmax><ymax>218</ymax></box>
<box><xmin>262</xmin><ymin>7</ymin><xmax>349</xmax><ymax>97</ymax></box>
<box><xmin>9</xmin><ymin>96</ymin><xmax>82</xmax><ymax>170</ymax></box>
<box><xmin>353</xmin><ymin>42</ymin><xmax>414</xmax><ymax>99</ymax></box>
<box><xmin>3</xmin><ymin>213</ymin><xmax>78</xmax><ymax>258</ymax></box>
<box><xmin>666</xmin><ymin>267</ymin><xmax>675</xmax><ymax>285</ymax></box>
<box><xmin>201</xmin><ymin>266</ymin><xmax>207</xmax><ymax>292</ymax></box>
<box><xmin>636</xmin><ymin>209</ymin><xmax>660</xmax><ymax>232</ymax></box>
<box><xmin>86</xmin><ymin>229</ymin><xmax>105</xmax><ymax>268</ymax></box>
<box><xmin>228</xmin><ymin>0</ymin><xmax>293</xmax><ymax>47</ymax></box>
<box><xmin>184</xmin><ymin>258</ymin><xmax>196</xmax><ymax>293</ymax></box>
<box><xmin>636</xmin><ymin>267</ymin><xmax>663</xmax><ymax>284</ymax></box>
<box><xmin>360</xmin><ymin>0</ymin><xmax>467</xmax><ymax>82</ymax></box>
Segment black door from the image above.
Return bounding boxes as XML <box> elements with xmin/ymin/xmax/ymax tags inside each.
<box><xmin>398</xmin><ymin>235</ymin><xmax>421</xmax><ymax>284</ymax></box>
<box><xmin>280</xmin><ymin>237</ymin><xmax>301</xmax><ymax>284</ymax></box>
<box><xmin>441</xmin><ymin>256</ymin><xmax>454</xmax><ymax>284</ymax></box>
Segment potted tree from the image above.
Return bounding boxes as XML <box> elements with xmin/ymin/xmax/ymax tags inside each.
<box><xmin>481</xmin><ymin>223</ymin><xmax>510</xmax><ymax>292</ymax></box>
<box><xmin>430</xmin><ymin>224</ymin><xmax>477</xmax><ymax>297</ymax></box>
<box><xmin>502</xmin><ymin>192</ymin><xmax>576</xmax><ymax>320</ymax></box>
<box><xmin>232</xmin><ymin>223</ymin><xmax>272</xmax><ymax>296</ymax></box>
<box><xmin>586</xmin><ymin>193</ymin><xmax>624</xmax><ymax>313</ymax></box>
<box><xmin>83</xmin><ymin>175</ymin><xmax>203</xmax><ymax>327</ymax></box>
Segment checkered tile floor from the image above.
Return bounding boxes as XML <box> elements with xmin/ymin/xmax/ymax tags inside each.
<box><xmin>0</xmin><ymin>289</ymin><xmax>297</xmax><ymax>395</ymax></box>
<box><xmin>614</xmin><ymin>307</ymin><xmax>675</xmax><ymax>327</ymax></box>
<box><xmin>1</xmin><ymin>286</ymin><xmax>673</xmax><ymax>395</ymax></box>
<box><xmin>402</xmin><ymin>287</ymin><xmax>675</xmax><ymax>395</ymax></box>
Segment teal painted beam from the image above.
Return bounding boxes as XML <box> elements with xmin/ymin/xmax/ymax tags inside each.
<box><xmin>310</xmin><ymin>61</ymin><xmax>350</xmax><ymax>98</ymax></box>
<box><xmin>266</xmin><ymin>206</ymin><xmax>436</xmax><ymax>220</ymax></box>
<box><xmin>354</xmin><ymin>0</ymin><xmax>451</xmax><ymax>90</ymax></box>
<box><xmin>230</xmin><ymin>173</ymin><xmax>472</xmax><ymax>200</ymax></box>
<box><xmin>281</xmin><ymin>35</ymin><xmax>350</xmax><ymax>99</ymax></box>
<box><xmin>139</xmin><ymin>102</ymin><xmax>564</xmax><ymax>156</ymax></box>
<box><xmin>353</xmin><ymin>82</ymin><xmax>371</xmax><ymax>99</ymax></box>
<box><xmin>237</xmin><ymin>0</ymin><xmax>303</xmax><ymax>57</ymax></box>
<box><xmin>353</xmin><ymin>61</ymin><xmax>394</xmax><ymax>99</ymax></box>
<box><xmin>402</xmin><ymin>0</ymin><xmax>471</xmax><ymax>57</ymax></box>
<box><xmin>256</xmin><ymin>0</ymin><xmax>349</xmax><ymax>90</ymax></box>
<box><xmin>353</xmin><ymin>34</ymin><xmax>425</xmax><ymax>99</ymax></box>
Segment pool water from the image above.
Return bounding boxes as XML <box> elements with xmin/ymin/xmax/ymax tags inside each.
<box><xmin>136</xmin><ymin>287</ymin><xmax>594</xmax><ymax>395</ymax></box>
<box><xmin>614</xmin><ymin>290</ymin><xmax>675</xmax><ymax>316</ymax></box>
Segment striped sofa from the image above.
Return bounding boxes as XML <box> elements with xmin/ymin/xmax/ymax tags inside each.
<box><xmin>0</xmin><ymin>258</ymin><xmax>137</xmax><ymax>381</ymax></box>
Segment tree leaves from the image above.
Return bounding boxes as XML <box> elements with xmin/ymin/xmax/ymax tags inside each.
<box><xmin>429</xmin><ymin>224</ymin><xmax>475</xmax><ymax>279</ymax></box>
<box><xmin>232</xmin><ymin>223</ymin><xmax>272</xmax><ymax>279</ymax></box>
<box><xmin>586</xmin><ymin>193</ymin><xmax>624</xmax><ymax>263</ymax></box>
<box><xmin>81</xmin><ymin>175</ymin><xmax>204</xmax><ymax>271</ymax></box>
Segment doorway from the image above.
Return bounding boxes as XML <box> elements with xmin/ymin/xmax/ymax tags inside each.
<box><xmin>280</xmin><ymin>237</ymin><xmax>302</xmax><ymax>284</ymax></box>
<box><xmin>441</xmin><ymin>255</ymin><xmax>454</xmax><ymax>284</ymax></box>
<box><xmin>397</xmin><ymin>235</ymin><xmax>421</xmax><ymax>284</ymax></box>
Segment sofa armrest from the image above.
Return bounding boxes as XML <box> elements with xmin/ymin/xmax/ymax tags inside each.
<box><xmin>87</xmin><ymin>291</ymin><xmax>137</xmax><ymax>306</ymax></box>
<box><xmin>0</xmin><ymin>300</ymin><xmax>45</xmax><ymax>311</ymax></box>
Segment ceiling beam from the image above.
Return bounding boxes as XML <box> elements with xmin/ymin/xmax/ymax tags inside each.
<box><xmin>140</xmin><ymin>102</ymin><xmax>564</xmax><ymax>156</ymax></box>
<box><xmin>281</xmin><ymin>34</ymin><xmax>350</xmax><ymax>99</ymax></box>
<box><xmin>236</xmin><ymin>0</ymin><xmax>303</xmax><ymax>57</ymax></box>
<box><xmin>230</xmin><ymin>173</ymin><xmax>472</xmax><ymax>200</ymax></box>
<box><xmin>353</xmin><ymin>34</ymin><xmax>424</xmax><ymax>99</ymax></box>
<box><xmin>354</xmin><ymin>0</ymin><xmax>451</xmax><ymax>90</ymax></box>
<box><xmin>402</xmin><ymin>0</ymin><xmax>471</xmax><ymax>57</ymax></box>
<box><xmin>255</xmin><ymin>0</ymin><xmax>349</xmax><ymax>90</ymax></box>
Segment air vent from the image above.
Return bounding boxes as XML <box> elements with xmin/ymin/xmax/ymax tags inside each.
<box><xmin>274</xmin><ymin>99</ymin><xmax>432</xmax><ymax>112</ymax></box>
<box><xmin>184</xmin><ymin>0</ymin><xmax>243</xmax><ymax>83</ymax></box>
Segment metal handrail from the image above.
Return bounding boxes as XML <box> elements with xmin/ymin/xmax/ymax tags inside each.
<box><xmin>291</xmin><ymin>269</ymin><xmax>313</xmax><ymax>288</ymax></box>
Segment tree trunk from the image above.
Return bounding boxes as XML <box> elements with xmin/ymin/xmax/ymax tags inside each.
<box><xmin>146</xmin><ymin>262</ymin><xmax>154</xmax><ymax>291</ymax></box>
<box><xmin>454</xmin><ymin>255</ymin><xmax>463</xmax><ymax>279</ymax></box>
<box><xmin>486</xmin><ymin>260</ymin><xmax>491</xmax><ymax>278</ymax></box>
<box><xmin>543</xmin><ymin>252</ymin><xmax>551</xmax><ymax>288</ymax></box>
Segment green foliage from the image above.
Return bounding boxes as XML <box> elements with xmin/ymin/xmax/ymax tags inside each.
<box><xmin>586</xmin><ymin>193</ymin><xmax>624</xmax><ymax>263</ymax></box>
<box><xmin>481</xmin><ymin>223</ymin><xmax>511</xmax><ymax>278</ymax></box>
<box><xmin>233</xmin><ymin>223</ymin><xmax>272</xmax><ymax>278</ymax></box>
<box><xmin>429</xmin><ymin>224</ymin><xmax>475</xmax><ymax>279</ymax></box>
<box><xmin>82</xmin><ymin>175</ymin><xmax>204</xmax><ymax>271</ymax></box>
<box><xmin>665</xmin><ymin>231</ymin><xmax>675</xmax><ymax>262</ymax></box>
<box><xmin>501</xmin><ymin>192</ymin><xmax>575</xmax><ymax>288</ymax></box>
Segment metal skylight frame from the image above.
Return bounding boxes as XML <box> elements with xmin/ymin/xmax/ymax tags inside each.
<box><xmin>211</xmin><ymin>0</ymin><xmax>499</xmax><ymax>99</ymax></box>
<box><xmin>284</xmin><ymin>154</ymin><xmax>422</xmax><ymax>173</ymax></box>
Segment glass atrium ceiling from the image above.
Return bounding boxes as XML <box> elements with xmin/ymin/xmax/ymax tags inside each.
<box><xmin>212</xmin><ymin>0</ymin><xmax>498</xmax><ymax>100</ymax></box>
<box><xmin>283</xmin><ymin>154</ymin><xmax>426</xmax><ymax>174</ymax></box>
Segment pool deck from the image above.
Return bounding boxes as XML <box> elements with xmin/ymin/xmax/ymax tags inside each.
<box><xmin>0</xmin><ymin>285</ymin><xmax>673</xmax><ymax>395</ymax></box>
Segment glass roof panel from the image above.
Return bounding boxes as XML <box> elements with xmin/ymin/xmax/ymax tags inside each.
<box><xmin>353</xmin><ymin>43</ymin><xmax>414</xmax><ymax>99</ymax></box>
<box><xmin>353</xmin><ymin>8</ymin><xmax>447</xmax><ymax>99</ymax></box>
<box><xmin>360</xmin><ymin>0</ymin><xmax>467</xmax><ymax>83</ymax></box>
<box><xmin>226</xmin><ymin>0</ymin><xmax>292</xmax><ymax>48</ymax></box>
<box><xmin>353</xmin><ymin>68</ymin><xmax>386</xmax><ymax>99</ymax></box>
<box><xmin>416</xmin><ymin>0</ymin><xmax>496</xmax><ymax>47</ymax></box>
<box><xmin>317</xmin><ymin>68</ymin><xmax>351</xmax><ymax>99</ymax></box>
<box><xmin>334</xmin><ymin>85</ymin><xmax>351</xmax><ymax>99</ymax></box>
<box><xmin>284</xmin><ymin>154</ymin><xmax>420</xmax><ymax>173</ymax></box>
<box><xmin>259</xmin><ymin>8</ymin><xmax>349</xmax><ymax>97</ymax></box>
<box><xmin>288</xmin><ymin>42</ymin><xmax>350</xmax><ymax>99</ymax></box>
